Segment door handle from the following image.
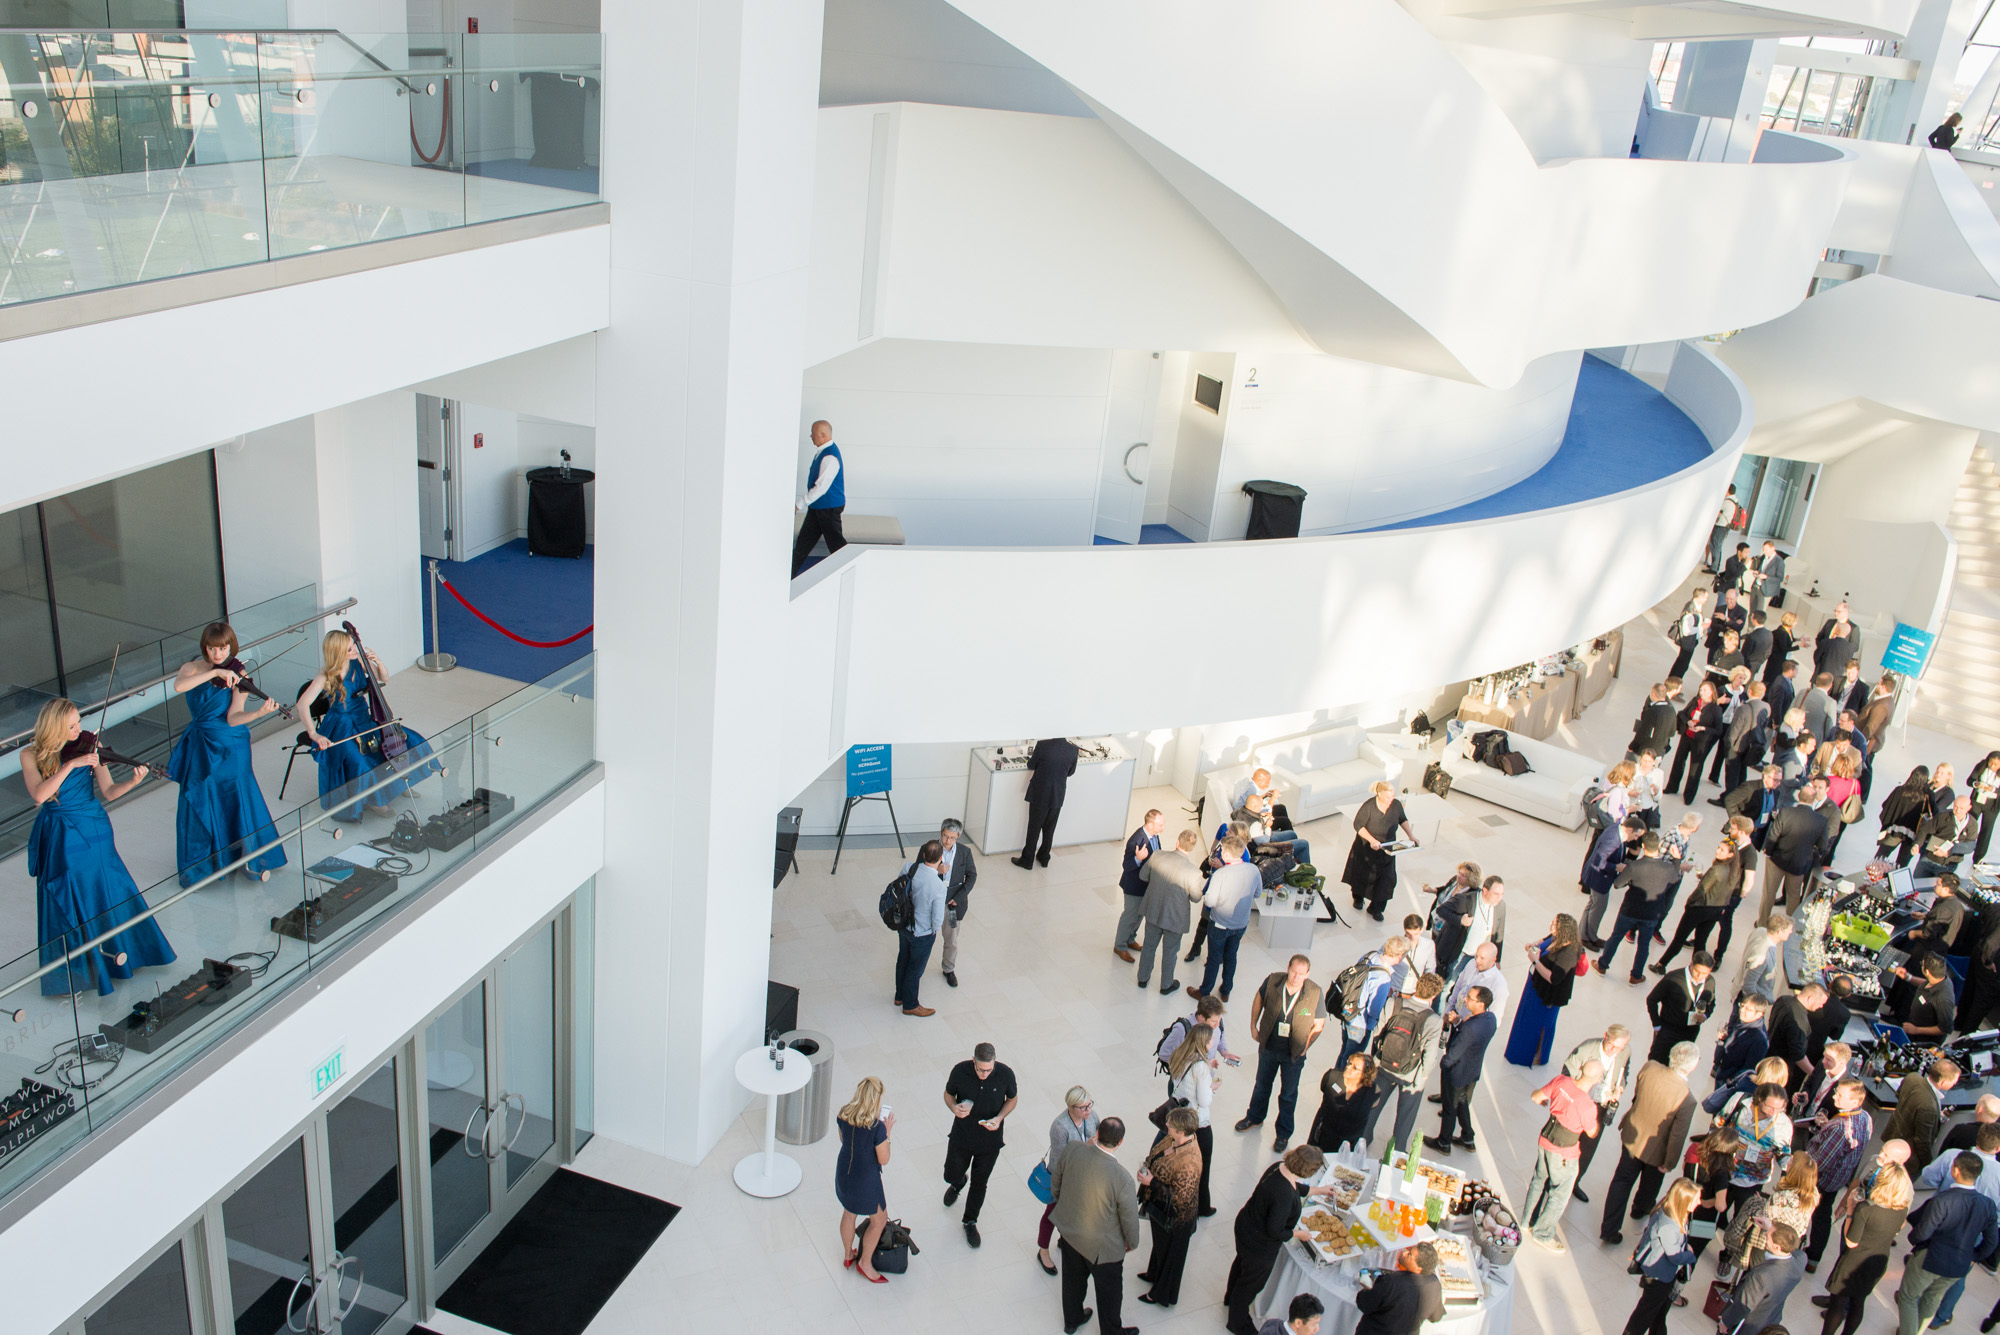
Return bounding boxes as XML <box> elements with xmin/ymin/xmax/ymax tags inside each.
<box><xmin>497</xmin><ymin>1091</ymin><xmax>528</xmax><ymax>1157</ymax></box>
<box><xmin>330</xmin><ymin>1252</ymin><xmax>365</xmax><ymax>1326</ymax></box>
<box><xmin>1123</xmin><ymin>443</ymin><xmax>1149</xmax><ymax>485</ymax></box>
<box><xmin>463</xmin><ymin>1102</ymin><xmax>493</xmax><ymax>1157</ymax></box>
<box><xmin>285</xmin><ymin>1270</ymin><xmax>325</xmax><ymax>1333</ymax></box>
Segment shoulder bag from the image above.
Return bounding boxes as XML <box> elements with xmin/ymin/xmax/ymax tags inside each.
<box><xmin>872</xmin><ymin>1218</ymin><xmax>921</xmax><ymax>1273</ymax></box>
<box><xmin>1028</xmin><ymin>1159</ymin><xmax>1054</xmax><ymax>1205</ymax></box>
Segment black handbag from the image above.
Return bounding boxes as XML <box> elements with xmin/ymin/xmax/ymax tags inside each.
<box><xmin>872</xmin><ymin>1218</ymin><xmax>920</xmax><ymax>1273</ymax></box>
<box><xmin>1148</xmin><ymin>1092</ymin><xmax>1190</xmax><ymax>1131</ymax></box>
<box><xmin>1137</xmin><ymin>1182</ymin><xmax>1177</xmax><ymax>1231</ymax></box>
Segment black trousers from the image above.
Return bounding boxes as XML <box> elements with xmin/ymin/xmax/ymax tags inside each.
<box><xmin>1671</xmin><ymin>636</ymin><xmax>1698</xmax><ymax>682</ymax></box>
<box><xmin>1657</xmin><ymin>903</ymin><xmax>1728</xmax><ymax>970</ymax></box>
<box><xmin>1185</xmin><ymin>907</ymin><xmax>1211</xmax><ymax>961</ymax></box>
<box><xmin>942</xmin><ymin>1139</ymin><xmax>1000</xmax><ymax>1222</ymax></box>
<box><xmin>1577</xmin><ymin>1106</ymin><xmax>1611</xmax><ymax>1176</ymax></box>
<box><xmin>1601</xmin><ymin>1148</ymin><xmax>1665</xmax><ymax>1239</ymax></box>
<box><xmin>1143</xmin><ymin>1218</ymin><xmax>1194</xmax><ymax>1304</ymax></box>
<box><xmin>1669</xmin><ymin>735</ymin><xmax>1718</xmax><ymax>801</ymax></box>
<box><xmin>1624</xmin><ymin>1277</ymin><xmax>1676</xmax><ymax>1335</ymax></box>
<box><xmin>1196</xmin><ymin>1125</ymin><xmax>1214</xmax><ymax>1214</ymax></box>
<box><xmin>1960</xmin><ymin>964</ymin><xmax>2000</xmax><ymax>1038</ymax></box>
<box><xmin>1022</xmin><ymin>795</ymin><xmax>1064</xmax><ymax>863</ymax></box>
<box><xmin>1804</xmin><ymin>1185</ymin><xmax>1838</xmax><ymax>1263</ymax></box>
<box><xmin>1979</xmin><ymin>804</ymin><xmax>2000</xmax><ymax>864</ymax></box>
<box><xmin>1060</xmin><ymin>1239</ymin><xmax>1124</xmax><ymax>1335</ymax></box>
<box><xmin>1224</xmin><ymin>1242</ymin><xmax>1281</xmax><ymax>1335</ymax></box>
<box><xmin>789</xmin><ymin>504</ymin><xmax>846</xmax><ymax>577</ymax></box>
<box><xmin>1438</xmin><ymin>1078</ymin><xmax>1477</xmax><ymax>1143</ymax></box>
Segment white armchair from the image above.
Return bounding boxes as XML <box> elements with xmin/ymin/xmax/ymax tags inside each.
<box><xmin>1253</xmin><ymin>725</ymin><xmax>1404</xmax><ymax>824</ymax></box>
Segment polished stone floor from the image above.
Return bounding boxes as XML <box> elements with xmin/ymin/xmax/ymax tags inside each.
<box><xmin>546</xmin><ymin>572</ymin><xmax>1997</xmax><ymax>1335</ymax></box>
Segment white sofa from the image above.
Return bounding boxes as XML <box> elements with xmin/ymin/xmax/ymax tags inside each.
<box><xmin>1254</xmin><ymin>726</ymin><xmax>1405</xmax><ymax>823</ymax></box>
<box><xmin>1438</xmin><ymin>725</ymin><xmax>1602</xmax><ymax>830</ymax></box>
<box><xmin>1201</xmin><ymin>763</ymin><xmax>1299</xmax><ymax>831</ymax></box>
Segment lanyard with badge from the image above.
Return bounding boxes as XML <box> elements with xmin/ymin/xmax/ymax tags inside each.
<box><xmin>1276</xmin><ymin>984</ymin><xmax>1301</xmax><ymax>1040</ymax></box>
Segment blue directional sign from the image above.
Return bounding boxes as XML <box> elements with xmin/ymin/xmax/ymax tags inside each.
<box><xmin>846</xmin><ymin>744</ymin><xmax>892</xmax><ymax>798</ymax></box>
<box><xmin>1881</xmin><ymin>623</ymin><xmax>1936</xmax><ymax>678</ymax></box>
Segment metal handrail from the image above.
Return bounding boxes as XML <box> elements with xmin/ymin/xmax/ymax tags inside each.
<box><xmin>0</xmin><ymin>598</ymin><xmax>355</xmax><ymax>755</ymax></box>
<box><xmin>0</xmin><ymin>655</ymin><xmax>594</xmax><ymax>1006</ymax></box>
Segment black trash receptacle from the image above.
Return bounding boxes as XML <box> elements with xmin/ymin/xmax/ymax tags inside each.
<box><xmin>1242</xmin><ymin>479</ymin><xmax>1307</xmax><ymax>539</ymax></box>
<box><xmin>525</xmin><ymin>466</ymin><xmax>595</xmax><ymax>557</ymax></box>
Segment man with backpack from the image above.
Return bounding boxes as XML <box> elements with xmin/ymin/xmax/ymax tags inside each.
<box><xmin>1365</xmin><ymin>973</ymin><xmax>1445</xmax><ymax>1153</ymax></box>
<box><xmin>1233</xmin><ymin>954</ymin><xmax>1328</xmax><ymax>1153</ymax></box>
<box><xmin>1157</xmin><ymin>994</ymin><xmax>1238</xmax><ymax>1073</ymax></box>
<box><xmin>1335</xmin><ymin>936</ymin><xmax>1409</xmax><ymax>1068</ymax></box>
<box><xmin>889</xmin><ymin>839</ymin><xmax>948</xmax><ymax>1017</ymax></box>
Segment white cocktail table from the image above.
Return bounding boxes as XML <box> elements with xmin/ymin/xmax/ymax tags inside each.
<box><xmin>733</xmin><ymin>1046</ymin><xmax>815</xmax><ymax>1198</ymax></box>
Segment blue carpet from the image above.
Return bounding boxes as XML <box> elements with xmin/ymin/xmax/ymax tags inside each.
<box><xmin>1366</xmin><ymin>357</ymin><xmax>1712</xmax><ymax>531</ymax></box>
<box><xmin>422</xmin><ymin>539</ymin><xmax>593</xmax><ymax>684</ymax></box>
<box><xmin>1093</xmin><ymin>524</ymin><xmax>1196</xmax><ymax>546</ymax></box>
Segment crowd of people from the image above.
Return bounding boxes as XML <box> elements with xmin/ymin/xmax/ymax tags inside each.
<box><xmin>837</xmin><ymin>562</ymin><xmax>2000</xmax><ymax>1335</ymax></box>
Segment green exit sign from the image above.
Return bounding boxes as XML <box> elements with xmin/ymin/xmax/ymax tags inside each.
<box><xmin>311</xmin><ymin>1046</ymin><xmax>346</xmax><ymax>1101</ymax></box>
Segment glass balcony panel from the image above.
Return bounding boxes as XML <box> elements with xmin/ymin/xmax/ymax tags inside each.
<box><xmin>0</xmin><ymin>931</ymin><xmax>88</xmax><ymax>1188</ymax></box>
<box><xmin>469</xmin><ymin>656</ymin><xmax>593</xmax><ymax>853</ymax></box>
<box><xmin>461</xmin><ymin>33</ymin><xmax>600</xmax><ymax>224</ymax></box>
<box><xmin>256</xmin><ymin>32</ymin><xmax>464</xmax><ymax>258</ymax></box>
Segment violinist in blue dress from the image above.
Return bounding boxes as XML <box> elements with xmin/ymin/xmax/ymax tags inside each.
<box><xmin>19</xmin><ymin>698</ymin><xmax>177</xmax><ymax>996</ymax></box>
<box><xmin>296</xmin><ymin>628</ymin><xmax>437</xmax><ymax>821</ymax></box>
<box><xmin>169</xmin><ymin>622</ymin><xmax>287</xmax><ymax>886</ymax></box>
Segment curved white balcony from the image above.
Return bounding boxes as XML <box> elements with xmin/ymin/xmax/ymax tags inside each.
<box><xmin>779</xmin><ymin>340</ymin><xmax>1748</xmax><ymax>797</ymax></box>
<box><xmin>932</xmin><ymin>0</ymin><xmax>1852</xmax><ymax>388</ymax></box>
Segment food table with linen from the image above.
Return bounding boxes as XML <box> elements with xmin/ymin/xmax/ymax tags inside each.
<box><xmin>1454</xmin><ymin>673</ymin><xmax>1575</xmax><ymax>742</ymax></box>
<box><xmin>1254</xmin><ymin>1145</ymin><xmax>1517</xmax><ymax>1335</ymax></box>
<box><xmin>1570</xmin><ymin>631</ymin><xmax>1625</xmax><ymax>716</ymax></box>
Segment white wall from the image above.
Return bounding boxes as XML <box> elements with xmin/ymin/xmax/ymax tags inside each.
<box><xmin>412</xmin><ymin>334</ymin><xmax>601</xmax><ymax>427</ymax></box>
<box><xmin>800</xmin><ymin>339</ymin><xmax>1115</xmax><ymax>545</ymax></box>
<box><xmin>1165</xmin><ymin>352</ymin><xmax>1234</xmax><ymax>541</ymax></box>
<box><xmin>0</xmin><ymin>782</ymin><xmax>604</xmax><ymax>1335</ymax></box>
<box><xmin>0</xmin><ymin>226</ymin><xmax>610</xmax><ymax>519</ymax></box>
<box><xmin>314</xmin><ymin>393</ymin><xmax>425</xmax><ymax>671</ymax></box>
<box><xmin>458</xmin><ymin>402</ymin><xmax>524</xmax><ymax>558</ymax></box>
<box><xmin>213</xmin><ymin>417</ymin><xmax>324</xmax><ymax>610</ymax></box>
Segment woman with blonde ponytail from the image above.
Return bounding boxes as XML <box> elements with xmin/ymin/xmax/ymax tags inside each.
<box><xmin>18</xmin><ymin>698</ymin><xmax>176</xmax><ymax>995</ymax></box>
<box><xmin>295</xmin><ymin>628</ymin><xmax>438</xmax><ymax>821</ymax></box>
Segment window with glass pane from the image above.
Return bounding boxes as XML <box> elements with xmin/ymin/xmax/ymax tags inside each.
<box><xmin>84</xmin><ymin>1239</ymin><xmax>194</xmax><ymax>1335</ymax></box>
<box><xmin>0</xmin><ymin>503</ymin><xmax>57</xmax><ymax>695</ymax></box>
<box><xmin>222</xmin><ymin>1139</ymin><xmax>314</xmax><ymax>1335</ymax></box>
<box><xmin>325</xmin><ymin>1060</ymin><xmax>408</xmax><ymax>1335</ymax></box>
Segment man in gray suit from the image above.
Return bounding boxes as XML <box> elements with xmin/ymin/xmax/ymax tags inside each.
<box><xmin>1800</xmin><ymin>672</ymin><xmax>1839</xmax><ymax>744</ymax></box>
<box><xmin>1051</xmin><ymin>1117</ymin><xmax>1141</xmax><ymax>1335</ymax></box>
<box><xmin>937</xmin><ymin>818</ymin><xmax>978</xmax><ymax>989</ymax></box>
<box><xmin>1752</xmin><ymin>540</ymin><xmax>1786</xmax><ymax>616</ymax></box>
<box><xmin>1136</xmin><ymin>830</ymin><xmax>1205</xmax><ymax>993</ymax></box>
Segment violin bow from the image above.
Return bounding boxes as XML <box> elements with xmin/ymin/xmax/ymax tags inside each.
<box><xmin>87</xmin><ymin>641</ymin><xmax>121</xmax><ymax>732</ymax></box>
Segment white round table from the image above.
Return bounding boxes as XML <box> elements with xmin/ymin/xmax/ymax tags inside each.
<box><xmin>733</xmin><ymin>1046</ymin><xmax>815</xmax><ymax>1198</ymax></box>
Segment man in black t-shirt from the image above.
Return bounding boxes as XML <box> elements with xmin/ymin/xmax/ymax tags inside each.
<box><xmin>941</xmin><ymin>1041</ymin><xmax>1019</xmax><ymax>1246</ymax></box>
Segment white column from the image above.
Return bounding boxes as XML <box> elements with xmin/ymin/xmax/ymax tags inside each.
<box><xmin>592</xmin><ymin>1</ymin><xmax>823</xmax><ymax>1163</ymax></box>
<box><xmin>313</xmin><ymin>392</ymin><xmax>424</xmax><ymax>668</ymax></box>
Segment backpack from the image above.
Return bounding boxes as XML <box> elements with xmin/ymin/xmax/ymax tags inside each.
<box><xmin>1372</xmin><ymin>1000</ymin><xmax>1430</xmax><ymax>1078</ymax></box>
<box><xmin>1582</xmin><ymin>784</ymin><xmax>1614</xmax><ymax>830</ymax></box>
<box><xmin>1472</xmin><ymin>729</ymin><xmax>1512</xmax><ymax>769</ymax></box>
<box><xmin>1155</xmin><ymin>1015</ymin><xmax>1191</xmax><ymax>1073</ymax></box>
<box><xmin>1333</xmin><ymin>955</ymin><xmax>1386</xmax><ymax>1021</ymax></box>
<box><xmin>878</xmin><ymin>864</ymin><xmax>917</xmax><ymax>932</ymax></box>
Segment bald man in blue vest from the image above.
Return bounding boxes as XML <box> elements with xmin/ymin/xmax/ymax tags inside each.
<box><xmin>791</xmin><ymin>419</ymin><xmax>847</xmax><ymax>577</ymax></box>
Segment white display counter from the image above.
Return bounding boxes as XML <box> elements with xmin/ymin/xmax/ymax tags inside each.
<box><xmin>963</xmin><ymin>738</ymin><xmax>1137</xmax><ymax>856</ymax></box>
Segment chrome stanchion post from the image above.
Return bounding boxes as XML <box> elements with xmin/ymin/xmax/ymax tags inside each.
<box><xmin>417</xmin><ymin>559</ymin><xmax>457</xmax><ymax>672</ymax></box>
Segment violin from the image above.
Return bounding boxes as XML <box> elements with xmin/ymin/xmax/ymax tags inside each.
<box><xmin>60</xmin><ymin>729</ymin><xmax>148</xmax><ymax>773</ymax></box>
<box><xmin>220</xmin><ymin>656</ymin><xmax>295</xmax><ymax>722</ymax></box>
<box><xmin>341</xmin><ymin>620</ymin><xmax>410</xmax><ymax>764</ymax></box>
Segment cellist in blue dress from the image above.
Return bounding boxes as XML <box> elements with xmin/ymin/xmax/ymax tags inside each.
<box><xmin>296</xmin><ymin>627</ymin><xmax>437</xmax><ymax>821</ymax></box>
<box><xmin>169</xmin><ymin>622</ymin><xmax>287</xmax><ymax>886</ymax></box>
<box><xmin>19</xmin><ymin>699</ymin><xmax>177</xmax><ymax>996</ymax></box>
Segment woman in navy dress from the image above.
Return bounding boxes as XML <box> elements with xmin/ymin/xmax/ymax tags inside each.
<box><xmin>297</xmin><ymin>628</ymin><xmax>437</xmax><ymax>821</ymax></box>
<box><xmin>170</xmin><ymin>622</ymin><xmax>286</xmax><ymax>886</ymax></box>
<box><xmin>20</xmin><ymin>699</ymin><xmax>177</xmax><ymax>996</ymax></box>
<box><xmin>1505</xmin><ymin>912</ymin><xmax>1581</xmax><ymax>1067</ymax></box>
<box><xmin>834</xmin><ymin>1075</ymin><xmax>894</xmax><ymax>1283</ymax></box>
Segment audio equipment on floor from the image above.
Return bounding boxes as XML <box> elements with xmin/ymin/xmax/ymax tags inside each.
<box><xmin>98</xmin><ymin>958</ymin><xmax>252</xmax><ymax>1054</ymax></box>
<box><xmin>273</xmin><ymin>865</ymin><xmax>401</xmax><ymax>944</ymax></box>
<box><xmin>421</xmin><ymin>787</ymin><xmax>515</xmax><ymax>851</ymax></box>
<box><xmin>0</xmin><ymin>1079</ymin><xmax>76</xmax><ymax>1165</ymax></box>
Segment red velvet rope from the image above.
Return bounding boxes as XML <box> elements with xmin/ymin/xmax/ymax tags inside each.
<box><xmin>437</xmin><ymin>575</ymin><xmax>592</xmax><ymax>648</ymax></box>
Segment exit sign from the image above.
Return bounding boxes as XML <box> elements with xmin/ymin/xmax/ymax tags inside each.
<box><xmin>311</xmin><ymin>1045</ymin><xmax>346</xmax><ymax>1101</ymax></box>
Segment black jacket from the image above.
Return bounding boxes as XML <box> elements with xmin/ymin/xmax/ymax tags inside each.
<box><xmin>1433</xmin><ymin>888</ymin><xmax>1506</xmax><ymax>965</ymax></box>
<box><xmin>1024</xmin><ymin>738</ymin><xmax>1080</xmax><ymax>805</ymax></box>
<box><xmin>1440</xmin><ymin>1010</ymin><xmax>1497</xmax><ymax>1085</ymax></box>
<box><xmin>1742</xmin><ymin>626</ymin><xmax>1773</xmax><ymax>674</ymax></box>
<box><xmin>1766</xmin><ymin>674</ymin><xmax>1796</xmax><ymax>724</ymax></box>
<box><xmin>1649</xmin><ymin>970</ymin><xmax>1714</xmax><ymax>1037</ymax></box>
<box><xmin>1612</xmin><ymin>855</ymin><xmax>1677</xmax><ymax>919</ymax></box>
<box><xmin>1724</xmin><ymin>778</ymin><xmax>1789</xmax><ymax>834</ymax></box>
<box><xmin>1766</xmin><ymin>996</ymin><xmax>1813</xmax><ymax>1072</ymax></box>
<box><xmin>1764</xmin><ymin>802</ymin><xmax>1830</xmax><ymax>876</ymax></box>
<box><xmin>1631</xmin><ymin>699</ymin><xmax>1678</xmax><ymax>758</ymax></box>
<box><xmin>1355</xmin><ymin>1270</ymin><xmax>1446</xmax><ymax>1335</ymax></box>
<box><xmin>944</xmin><ymin>842</ymin><xmax>978</xmax><ymax>919</ymax></box>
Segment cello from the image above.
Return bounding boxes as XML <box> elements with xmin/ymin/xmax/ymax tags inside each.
<box><xmin>340</xmin><ymin>621</ymin><xmax>410</xmax><ymax>767</ymax></box>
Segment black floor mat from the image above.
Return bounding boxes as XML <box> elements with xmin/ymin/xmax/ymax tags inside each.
<box><xmin>437</xmin><ymin>1169</ymin><xmax>678</xmax><ymax>1335</ymax></box>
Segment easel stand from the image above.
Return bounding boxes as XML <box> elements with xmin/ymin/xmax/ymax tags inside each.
<box><xmin>831</xmin><ymin>793</ymin><xmax>905</xmax><ymax>873</ymax></box>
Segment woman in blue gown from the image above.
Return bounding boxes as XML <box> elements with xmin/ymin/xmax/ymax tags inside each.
<box><xmin>21</xmin><ymin>698</ymin><xmax>177</xmax><ymax>997</ymax></box>
<box><xmin>1505</xmin><ymin>912</ymin><xmax>1582</xmax><ymax>1067</ymax></box>
<box><xmin>297</xmin><ymin>628</ymin><xmax>437</xmax><ymax>821</ymax></box>
<box><xmin>170</xmin><ymin>622</ymin><xmax>287</xmax><ymax>886</ymax></box>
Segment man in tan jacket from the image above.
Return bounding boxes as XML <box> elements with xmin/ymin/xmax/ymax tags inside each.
<box><xmin>1597</xmin><ymin>1041</ymin><xmax>1698</xmax><ymax>1245</ymax></box>
<box><xmin>1050</xmin><ymin>1117</ymin><xmax>1141</xmax><ymax>1335</ymax></box>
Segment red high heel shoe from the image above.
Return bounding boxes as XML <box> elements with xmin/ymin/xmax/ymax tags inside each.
<box><xmin>843</xmin><ymin>1249</ymin><xmax>858</xmax><ymax>1270</ymax></box>
<box><xmin>857</xmin><ymin>1269</ymin><xmax>887</xmax><ymax>1284</ymax></box>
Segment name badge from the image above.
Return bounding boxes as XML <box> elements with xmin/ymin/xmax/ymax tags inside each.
<box><xmin>1276</xmin><ymin>1021</ymin><xmax>1291</xmax><ymax>1039</ymax></box>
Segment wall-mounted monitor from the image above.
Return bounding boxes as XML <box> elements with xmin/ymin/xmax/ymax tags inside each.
<box><xmin>1193</xmin><ymin>373</ymin><xmax>1223</xmax><ymax>414</ymax></box>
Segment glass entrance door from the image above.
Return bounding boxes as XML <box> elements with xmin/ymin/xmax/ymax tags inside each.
<box><xmin>212</xmin><ymin>1054</ymin><xmax>414</xmax><ymax>1335</ymax></box>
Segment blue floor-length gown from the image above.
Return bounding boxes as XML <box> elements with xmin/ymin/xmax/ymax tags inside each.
<box><xmin>313</xmin><ymin>661</ymin><xmax>439</xmax><ymax>820</ymax></box>
<box><xmin>1504</xmin><ymin>935</ymin><xmax>1577</xmax><ymax>1068</ymax></box>
<box><xmin>170</xmin><ymin>678</ymin><xmax>288</xmax><ymax>886</ymax></box>
<box><xmin>30</xmin><ymin>765</ymin><xmax>178</xmax><ymax>996</ymax></box>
